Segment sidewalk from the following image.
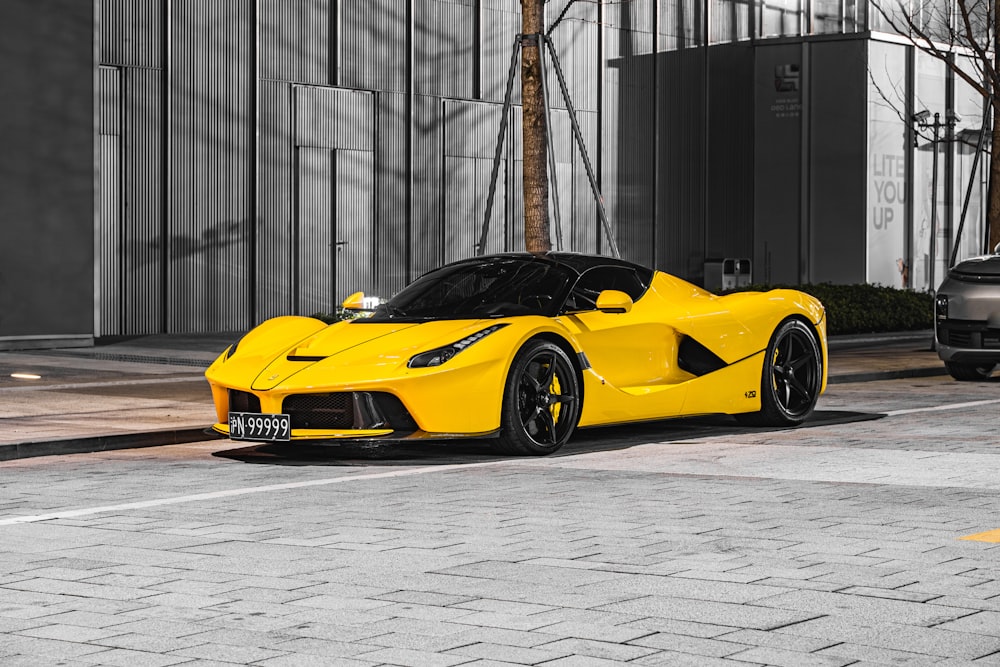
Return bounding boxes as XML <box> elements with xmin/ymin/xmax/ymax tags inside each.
<box><xmin>0</xmin><ymin>330</ymin><xmax>943</xmax><ymax>461</ymax></box>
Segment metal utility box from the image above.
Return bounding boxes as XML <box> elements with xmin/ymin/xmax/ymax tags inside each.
<box><xmin>704</xmin><ymin>258</ymin><xmax>752</xmax><ymax>292</ymax></box>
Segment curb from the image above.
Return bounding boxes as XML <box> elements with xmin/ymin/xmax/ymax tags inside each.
<box><xmin>828</xmin><ymin>330</ymin><xmax>934</xmax><ymax>350</ymax></box>
<box><xmin>0</xmin><ymin>428</ymin><xmax>219</xmax><ymax>462</ymax></box>
<box><xmin>827</xmin><ymin>366</ymin><xmax>947</xmax><ymax>385</ymax></box>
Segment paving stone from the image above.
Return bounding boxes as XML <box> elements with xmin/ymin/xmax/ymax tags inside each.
<box><xmin>756</xmin><ymin>589</ymin><xmax>970</xmax><ymax>626</ymax></box>
<box><xmin>630</xmin><ymin>650</ymin><xmax>754</xmax><ymax>666</ymax></box>
<box><xmin>168</xmin><ymin>641</ymin><xmax>288</xmax><ymax>663</ymax></box>
<box><xmin>714</xmin><ymin>628</ymin><xmax>837</xmax><ymax>653</ymax></box>
<box><xmin>0</xmin><ymin>616</ymin><xmax>45</xmax><ymax>633</ymax></box>
<box><xmin>375</xmin><ymin>589</ymin><xmax>478</xmax><ymax>607</ymax></box>
<box><xmin>535</xmin><ymin>656</ymin><xmax>629</xmax><ymax>667</ymax></box>
<box><xmin>117</xmin><ymin>606</ymin><xmax>223</xmax><ymax>625</ymax></box>
<box><xmin>535</xmin><ymin>637</ymin><xmax>659</xmax><ymax>662</ymax></box>
<box><xmin>134</xmin><ymin>591</ymin><xmax>231</xmax><ymax>610</ymax></box>
<box><xmin>453</xmin><ymin>598</ymin><xmax>556</xmax><ymax>616</ymax></box>
<box><xmin>76</xmin><ymin>647</ymin><xmax>190</xmax><ymax>666</ymax></box>
<box><xmin>933</xmin><ymin>610</ymin><xmax>1000</xmax><ymax>635</ymax></box>
<box><xmin>354</xmin><ymin>646</ymin><xmax>473</xmax><ymax>667</ymax></box>
<box><xmin>179</xmin><ymin>627</ymin><xmax>296</xmax><ymax>648</ymax></box>
<box><xmin>93</xmin><ymin>631</ymin><xmax>202</xmax><ymax>654</ymax></box>
<box><xmin>620</xmin><ymin>616</ymin><xmax>734</xmax><ymax>639</ymax></box>
<box><xmin>446</xmin><ymin>641</ymin><xmax>570</xmax><ymax>665</ymax></box>
<box><xmin>256</xmin><ymin>655</ymin><xmax>378</xmax><ymax>667</ymax></box>
<box><xmin>726</xmin><ymin>646</ymin><xmax>854</xmax><ymax>666</ymax></box>
<box><xmin>361</xmin><ymin>630</ymin><xmax>479</xmax><ymax>652</ymax></box>
<box><xmin>776</xmin><ymin>616</ymin><xmax>1000</xmax><ymax>659</ymax></box>
<box><xmin>268</xmin><ymin>635</ymin><xmax>377</xmax><ymax>658</ymax></box>
<box><xmin>813</xmin><ymin>642</ymin><xmax>979</xmax><ymax>666</ymax></box>
<box><xmin>0</xmin><ymin>635</ymin><xmax>111</xmax><ymax>660</ymax></box>
<box><xmin>972</xmin><ymin>652</ymin><xmax>1000</xmax><ymax>666</ymax></box>
<box><xmin>6</xmin><ymin>577</ymin><xmax>158</xmax><ymax>602</ymax></box>
<box><xmin>281</xmin><ymin>620</ymin><xmax>389</xmax><ymax>643</ymax></box>
<box><xmin>596</xmin><ymin>596</ymin><xmax>821</xmax><ymax>630</ymax></box>
<box><xmin>534</xmin><ymin>620</ymin><xmax>652</xmax><ymax>644</ymax></box>
<box><xmin>752</xmin><ymin>577</ymin><xmax>843</xmax><ymax>592</ymax></box>
<box><xmin>0</xmin><ymin>656</ymin><xmax>100</xmax><ymax>667</ymax></box>
<box><xmin>35</xmin><ymin>610</ymin><xmax>132</xmax><ymax>630</ymax></box>
<box><xmin>437</xmin><ymin>661</ymin><xmax>526</xmax><ymax>667</ymax></box>
<box><xmin>584</xmin><ymin>574</ymin><xmax>789</xmax><ymax>604</ymax></box>
<box><xmin>627</xmin><ymin>631</ymin><xmax>746</xmax><ymax>658</ymax></box>
<box><xmin>831</xmin><ymin>585</ymin><xmax>942</xmax><ymax>603</ymax></box>
<box><xmin>17</xmin><ymin>623</ymin><xmax>124</xmax><ymax>643</ymax></box>
<box><xmin>387</xmin><ymin>604</ymin><xmax>481</xmax><ymax>625</ymax></box>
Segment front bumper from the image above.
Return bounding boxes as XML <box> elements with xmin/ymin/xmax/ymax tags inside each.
<box><xmin>210</xmin><ymin>422</ymin><xmax>499</xmax><ymax>443</ymax></box>
<box><xmin>936</xmin><ymin>319</ymin><xmax>1000</xmax><ymax>363</ymax></box>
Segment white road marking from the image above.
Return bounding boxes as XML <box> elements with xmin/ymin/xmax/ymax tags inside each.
<box><xmin>0</xmin><ymin>459</ymin><xmax>510</xmax><ymax>526</ymax></box>
<box><xmin>3</xmin><ymin>396</ymin><xmax>997</xmax><ymax>527</ymax></box>
<box><xmin>884</xmin><ymin>398</ymin><xmax>1000</xmax><ymax>417</ymax></box>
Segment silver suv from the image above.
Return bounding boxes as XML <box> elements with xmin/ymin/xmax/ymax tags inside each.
<box><xmin>935</xmin><ymin>253</ymin><xmax>1000</xmax><ymax>380</ymax></box>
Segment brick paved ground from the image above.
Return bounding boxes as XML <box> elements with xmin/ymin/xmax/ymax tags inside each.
<box><xmin>0</xmin><ymin>374</ymin><xmax>998</xmax><ymax>665</ymax></box>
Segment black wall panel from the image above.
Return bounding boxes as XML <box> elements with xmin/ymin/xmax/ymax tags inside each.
<box><xmin>0</xmin><ymin>1</ymin><xmax>95</xmax><ymax>342</ymax></box>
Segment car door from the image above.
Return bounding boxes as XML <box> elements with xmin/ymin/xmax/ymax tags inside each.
<box><xmin>559</xmin><ymin>266</ymin><xmax>680</xmax><ymax>390</ymax></box>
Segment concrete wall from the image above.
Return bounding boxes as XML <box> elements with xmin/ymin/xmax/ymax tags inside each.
<box><xmin>0</xmin><ymin>1</ymin><xmax>95</xmax><ymax>346</ymax></box>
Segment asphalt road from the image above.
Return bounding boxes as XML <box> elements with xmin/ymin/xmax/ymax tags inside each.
<box><xmin>1</xmin><ymin>374</ymin><xmax>999</xmax><ymax>666</ymax></box>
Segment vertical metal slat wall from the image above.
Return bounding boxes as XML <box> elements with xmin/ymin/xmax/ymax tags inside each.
<box><xmin>98</xmin><ymin>0</ymin><xmax>724</xmax><ymax>334</ymax></box>
<box><xmin>97</xmin><ymin>67</ymin><xmax>122</xmax><ymax>337</ymax></box>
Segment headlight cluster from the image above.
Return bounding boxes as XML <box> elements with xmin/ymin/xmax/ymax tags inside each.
<box><xmin>935</xmin><ymin>294</ymin><xmax>948</xmax><ymax>320</ymax></box>
<box><xmin>408</xmin><ymin>324</ymin><xmax>509</xmax><ymax>368</ymax></box>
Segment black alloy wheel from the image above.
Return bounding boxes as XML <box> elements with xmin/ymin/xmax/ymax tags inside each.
<box><xmin>737</xmin><ymin>318</ymin><xmax>822</xmax><ymax>427</ymax></box>
<box><xmin>497</xmin><ymin>340</ymin><xmax>581</xmax><ymax>455</ymax></box>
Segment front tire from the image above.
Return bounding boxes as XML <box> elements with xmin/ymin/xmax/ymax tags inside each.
<box><xmin>497</xmin><ymin>340</ymin><xmax>581</xmax><ymax>455</ymax></box>
<box><xmin>737</xmin><ymin>318</ymin><xmax>822</xmax><ymax>427</ymax></box>
<box><xmin>945</xmin><ymin>361</ymin><xmax>996</xmax><ymax>381</ymax></box>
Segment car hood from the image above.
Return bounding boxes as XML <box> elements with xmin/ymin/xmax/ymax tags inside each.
<box><xmin>249</xmin><ymin>318</ymin><xmax>498</xmax><ymax>391</ymax></box>
<box><xmin>950</xmin><ymin>255</ymin><xmax>1000</xmax><ymax>282</ymax></box>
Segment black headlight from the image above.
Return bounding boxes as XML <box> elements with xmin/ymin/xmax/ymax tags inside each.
<box><xmin>408</xmin><ymin>324</ymin><xmax>509</xmax><ymax>368</ymax></box>
<box><xmin>935</xmin><ymin>294</ymin><xmax>948</xmax><ymax>320</ymax></box>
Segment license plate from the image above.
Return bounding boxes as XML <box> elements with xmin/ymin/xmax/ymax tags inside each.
<box><xmin>228</xmin><ymin>412</ymin><xmax>291</xmax><ymax>442</ymax></box>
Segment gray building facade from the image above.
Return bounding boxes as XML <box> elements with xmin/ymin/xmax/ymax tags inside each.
<box><xmin>0</xmin><ymin>1</ymin><xmax>990</xmax><ymax>345</ymax></box>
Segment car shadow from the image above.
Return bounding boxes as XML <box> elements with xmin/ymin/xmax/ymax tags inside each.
<box><xmin>211</xmin><ymin>409</ymin><xmax>883</xmax><ymax>467</ymax></box>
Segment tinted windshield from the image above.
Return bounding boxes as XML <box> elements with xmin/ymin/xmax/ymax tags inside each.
<box><xmin>367</xmin><ymin>257</ymin><xmax>574</xmax><ymax>321</ymax></box>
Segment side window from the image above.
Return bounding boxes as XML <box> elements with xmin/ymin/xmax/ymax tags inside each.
<box><xmin>563</xmin><ymin>267</ymin><xmax>648</xmax><ymax>312</ymax></box>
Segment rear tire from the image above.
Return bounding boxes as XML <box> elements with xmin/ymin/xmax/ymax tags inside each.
<box><xmin>496</xmin><ymin>340</ymin><xmax>581</xmax><ymax>455</ymax></box>
<box><xmin>945</xmin><ymin>361</ymin><xmax>996</xmax><ymax>381</ymax></box>
<box><xmin>737</xmin><ymin>318</ymin><xmax>822</xmax><ymax>427</ymax></box>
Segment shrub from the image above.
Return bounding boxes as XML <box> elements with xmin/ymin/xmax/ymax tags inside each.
<box><xmin>732</xmin><ymin>283</ymin><xmax>933</xmax><ymax>336</ymax></box>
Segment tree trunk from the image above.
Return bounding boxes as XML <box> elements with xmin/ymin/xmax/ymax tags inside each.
<box><xmin>991</xmin><ymin>96</ymin><xmax>1000</xmax><ymax>254</ymax></box>
<box><xmin>520</xmin><ymin>0</ymin><xmax>551</xmax><ymax>254</ymax></box>
<box><xmin>992</xmin><ymin>7</ymin><xmax>1000</xmax><ymax>255</ymax></box>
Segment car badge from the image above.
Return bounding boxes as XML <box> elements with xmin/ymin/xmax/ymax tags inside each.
<box><xmin>268</xmin><ymin>373</ymin><xmax>280</xmax><ymax>381</ymax></box>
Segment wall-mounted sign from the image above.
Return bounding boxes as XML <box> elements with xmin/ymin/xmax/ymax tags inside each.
<box><xmin>771</xmin><ymin>64</ymin><xmax>801</xmax><ymax>119</ymax></box>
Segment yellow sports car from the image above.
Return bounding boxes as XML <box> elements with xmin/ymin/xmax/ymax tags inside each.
<box><xmin>206</xmin><ymin>253</ymin><xmax>827</xmax><ymax>455</ymax></box>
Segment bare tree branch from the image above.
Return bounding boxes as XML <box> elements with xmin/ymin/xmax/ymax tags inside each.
<box><xmin>869</xmin><ymin>0</ymin><xmax>1000</xmax><ymax>253</ymax></box>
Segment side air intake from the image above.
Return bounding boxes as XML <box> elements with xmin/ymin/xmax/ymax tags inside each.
<box><xmin>678</xmin><ymin>336</ymin><xmax>727</xmax><ymax>376</ymax></box>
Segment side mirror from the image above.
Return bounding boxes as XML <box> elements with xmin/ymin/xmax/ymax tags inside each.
<box><xmin>596</xmin><ymin>289</ymin><xmax>633</xmax><ymax>314</ymax></box>
<box><xmin>341</xmin><ymin>292</ymin><xmax>381</xmax><ymax>311</ymax></box>
<box><xmin>342</xmin><ymin>292</ymin><xmax>366</xmax><ymax>311</ymax></box>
